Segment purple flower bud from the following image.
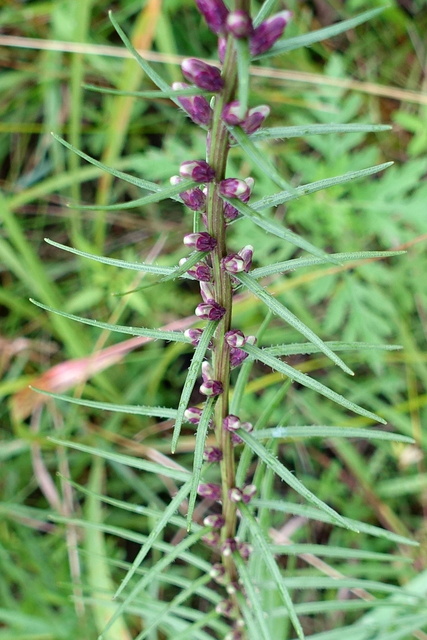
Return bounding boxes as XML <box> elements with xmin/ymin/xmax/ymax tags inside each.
<box><xmin>198</xmin><ymin>482</ymin><xmax>222</xmax><ymax>500</ymax></box>
<box><xmin>184</xmin><ymin>406</ymin><xmax>203</xmax><ymax>424</ymax></box>
<box><xmin>181</xmin><ymin>58</ymin><xmax>224</xmax><ymax>93</ymax></box>
<box><xmin>172</xmin><ymin>82</ymin><xmax>212</xmax><ymax>126</ymax></box>
<box><xmin>221</xmin><ymin>254</ymin><xmax>246</xmax><ymax>274</ymax></box>
<box><xmin>223</xmin><ymin>414</ymin><xmax>241</xmax><ymax>432</ymax></box>
<box><xmin>188</xmin><ymin>263</ymin><xmax>212</xmax><ymax>282</ymax></box>
<box><xmin>226</xmin><ymin>581</ymin><xmax>240</xmax><ymax>595</ymax></box>
<box><xmin>183</xmin><ymin>232</ymin><xmax>217</xmax><ymax>251</ymax></box>
<box><xmin>221</xmin><ymin>537</ymin><xmax>239</xmax><ymax>557</ymax></box>
<box><xmin>219</xmin><ymin>178</ymin><xmax>251</xmax><ymax>200</ymax></box>
<box><xmin>199</xmin><ymin>281</ymin><xmax>216</xmax><ymax>303</ymax></box>
<box><xmin>200</xmin><ymin>379</ymin><xmax>223</xmax><ymax>396</ymax></box>
<box><xmin>203</xmin><ymin>446</ymin><xmax>223</xmax><ymax>462</ymax></box>
<box><xmin>242</xmin><ymin>177</ymin><xmax>254</xmax><ymax>201</ymax></box>
<box><xmin>228</xmin><ymin>487</ymin><xmax>243</xmax><ymax>503</ymax></box>
<box><xmin>225</xmin><ymin>329</ymin><xmax>246</xmax><ymax>348</ymax></box>
<box><xmin>179</xmin><ymin>159</ymin><xmax>216</xmax><ymax>183</ymax></box>
<box><xmin>218</xmin><ymin>36</ymin><xmax>227</xmax><ymax>63</ymax></box>
<box><xmin>242</xmin><ymin>484</ymin><xmax>257</xmax><ymax>504</ymax></box>
<box><xmin>231</xmin><ymin>420</ymin><xmax>253</xmax><ymax>445</ymax></box>
<box><xmin>238</xmin><ymin>541</ymin><xmax>253</xmax><ymax>559</ymax></box>
<box><xmin>246</xmin><ymin>335</ymin><xmax>257</xmax><ymax>345</ymax></box>
<box><xmin>242</xmin><ymin>105</ymin><xmax>270</xmax><ymax>134</ymax></box>
<box><xmin>202</xmin><ymin>531</ymin><xmax>221</xmax><ymax>547</ymax></box>
<box><xmin>171</xmin><ymin>176</ymin><xmax>207</xmax><ymax>211</ymax></box>
<box><xmin>223</xmin><ymin>202</ymin><xmax>239</xmax><ymax>221</ymax></box>
<box><xmin>184</xmin><ymin>328</ymin><xmax>204</xmax><ymax>346</ymax></box>
<box><xmin>203</xmin><ymin>514</ymin><xmax>226</xmax><ymax>528</ymax></box>
<box><xmin>216</xmin><ymin>599</ymin><xmax>239</xmax><ymax>618</ymax></box>
<box><xmin>222</xmin><ymin>101</ymin><xmax>246</xmax><ymax>126</ymax></box>
<box><xmin>195</xmin><ymin>300</ymin><xmax>226</xmax><ymax>321</ymax></box>
<box><xmin>210</xmin><ymin>563</ymin><xmax>228</xmax><ymax>584</ymax></box>
<box><xmin>250</xmin><ymin>11</ymin><xmax>292</xmax><ymax>56</ymax></box>
<box><xmin>238</xmin><ymin>244</ymin><xmax>253</xmax><ymax>271</ymax></box>
<box><xmin>196</xmin><ymin>0</ymin><xmax>229</xmax><ymax>34</ymax></box>
<box><xmin>201</xmin><ymin>361</ymin><xmax>214</xmax><ymax>382</ymax></box>
<box><xmin>230</xmin><ymin>347</ymin><xmax>249</xmax><ymax>368</ymax></box>
<box><xmin>226</xmin><ymin>10</ymin><xmax>253</xmax><ymax>38</ymax></box>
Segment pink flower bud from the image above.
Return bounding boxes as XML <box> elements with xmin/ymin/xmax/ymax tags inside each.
<box><xmin>196</xmin><ymin>0</ymin><xmax>229</xmax><ymax>34</ymax></box>
<box><xmin>223</xmin><ymin>203</ymin><xmax>239</xmax><ymax>221</ymax></box>
<box><xmin>242</xmin><ymin>105</ymin><xmax>270</xmax><ymax>134</ymax></box>
<box><xmin>200</xmin><ymin>379</ymin><xmax>223</xmax><ymax>396</ymax></box>
<box><xmin>238</xmin><ymin>541</ymin><xmax>253</xmax><ymax>559</ymax></box>
<box><xmin>210</xmin><ymin>563</ymin><xmax>228</xmax><ymax>584</ymax></box>
<box><xmin>223</xmin><ymin>414</ymin><xmax>241</xmax><ymax>432</ymax></box>
<box><xmin>246</xmin><ymin>335</ymin><xmax>257</xmax><ymax>345</ymax></box>
<box><xmin>241</xmin><ymin>484</ymin><xmax>257</xmax><ymax>504</ymax></box>
<box><xmin>222</xmin><ymin>101</ymin><xmax>246</xmax><ymax>125</ymax></box>
<box><xmin>189</xmin><ymin>263</ymin><xmax>212</xmax><ymax>282</ymax></box>
<box><xmin>225</xmin><ymin>329</ymin><xmax>246</xmax><ymax>348</ymax></box>
<box><xmin>250</xmin><ymin>11</ymin><xmax>292</xmax><ymax>56</ymax></box>
<box><xmin>199</xmin><ymin>281</ymin><xmax>216</xmax><ymax>303</ymax></box>
<box><xmin>218</xmin><ymin>36</ymin><xmax>227</xmax><ymax>63</ymax></box>
<box><xmin>184</xmin><ymin>328</ymin><xmax>204</xmax><ymax>346</ymax></box>
<box><xmin>226</xmin><ymin>10</ymin><xmax>253</xmax><ymax>38</ymax></box>
<box><xmin>172</xmin><ymin>82</ymin><xmax>212</xmax><ymax>126</ymax></box>
<box><xmin>231</xmin><ymin>420</ymin><xmax>253</xmax><ymax>445</ymax></box>
<box><xmin>181</xmin><ymin>58</ymin><xmax>224</xmax><ymax>92</ymax></box>
<box><xmin>237</xmin><ymin>244</ymin><xmax>253</xmax><ymax>271</ymax></box>
<box><xmin>184</xmin><ymin>406</ymin><xmax>203</xmax><ymax>424</ymax></box>
<box><xmin>179</xmin><ymin>159</ymin><xmax>215</xmax><ymax>183</ymax></box>
<box><xmin>195</xmin><ymin>301</ymin><xmax>226</xmax><ymax>320</ymax></box>
<box><xmin>203</xmin><ymin>514</ymin><xmax>226</xmax><ymax>528</ymax></box>
<box><xmin>171</xmin><ymin>176</ymin><xmax>207</xmax><ymax>211</ymax></box>
<box><xmin>201</xmin><ymin>360</ymin><xmax>214</xmax><ymax>382</ymax></box>
<box><xmin>230</xmin><ymin>348</ymin><xmax>249</xmax><ymax>368</ymax></box>
<box><xmin>221</xmin><ymin>537</ymin><xmax>239</xmax><ymax>557</ymax></box>
<box><xmin>219</xmin><ymin>178</ymin><xmax>251</xmax><ymax>200</ymax></box>
<box><xmin>221</xmin><ymin>254</ymin><xmax>246</xmax><ymax>274</ymax></box>
<box><xmin>203</xmin><ymin>446</ymin><xmax>223</xmax><ymax>462</ymax></box>
<box><xmin>183</xmin><ymin>232</ymin><xmax>217</xmax><ymax>251</ymax></box>
<box><xmin>202</xmin><ymin>531</ymin><xmax>221</xmax><ymax>547</ymax></box>
<box><xmin>228</xmin><ymin>487</ymin><xmax>243</xmax><ymax>503</ymax></box>
<box><xmin>198</xmin><ymin>482</ymin><xmax>222</xmax><ymax>500</ymax></box>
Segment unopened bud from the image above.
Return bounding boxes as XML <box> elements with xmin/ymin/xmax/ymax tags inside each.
<box><xmin>179</xmin><ymin>159</ymin><xmax>215</xmax><ymax>183</ymax></box>
<box><xmin>181</xmin><ymin>58</ymin><xmax>224</xmax><ymax>92</ymax></box>
<box><xmin>183</xmin><ymin>232</ymin><xmax>216</xmax><ymax>251</ymax></box>
<box><xmin>184</xmin><ymin>406</ymin><xmax>203</xmax><ymax>424</ymax></box>
<box><xmin>222</xmin><ymin>101</ymin><xmax>246</xmax><ymax>126</ymax></box>
<box><xmin>225</xmin><ymin>329</ymin><xmax>246</xmax><ymax>348</ymax></box>
<box><xmin>184</xmin><ymin>328</ymin><xmax>204</xmax><ymax>346</ymax></box>
<box><xmin>230</xmin><ymin>347</ymin><xmax>249</xmax><ymax>368</ymax></box>
<box><xmin>223</xmin><ymin>414</ymin><xmax>241</xmax><ymax>431</ymax></box>
<box><xmin>219</xmin><ymin>178</ymin><xmax>251</xmax><ymax>200</ymax></box>
<box><xmin>203</xmin><ymin>446</ymin><xmax>223</xmax><ymax>462</ymax></box>
<box><xmin>226</xmin><ymin>10</ymin><xmax>253</xmax><ymax>38</ymax></box>
<box><xmin>198</xmin><ymin>483</ymin><xmax>222</xmax><ymax>500</ymax></box>
<box><xmin>200</xmin><ymin>379</ymin><xmax>223</xmax><ymax>396</ymax></box>
<box><xmin>242</xmin><ymin>105</ymin><xmax>270</xmax><ymax>134</ymax></box>
<box><xmin>250</xmin><ymin>11</ymin><xmax>292</xmax><ymax>57</ymax></box>
<box><xmin>172</xmin><ymin>82</ymin><xmax>212</xmax><ymax>126</ymax></box>
<box><xmin>196</xmin><ymin>0</ymin><xmax>229</xmax><ymax>34</ymax></box>
<box><xmin>221</xmin><ymin>254</ymin><xmax>245</xmax><ymax>274</ymax></box>
<box><xmin>195</xmin><ymin>301</ymin><xmax>226</xmax><ymax>320</ymax></box>
<box><xmin>203</xmin><ymin>514</ymin><xmax>225</xmax><ymax>528</ymax></box>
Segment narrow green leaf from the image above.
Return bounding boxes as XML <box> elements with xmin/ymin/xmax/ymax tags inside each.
<box><xmin>83</xmin><ymin>83</ymin><xmax>210</xmax><ymax>99</ymax></box>
<box><xmin>282</xmin><ymin>576</ymin><xmax>408</xmax><ymax>595</ymax></box>
<box><xmin>49</xmin><ymin>438</ymin><xmax>190</xmax><ymax>481</ymax></box>
<box><xmin>239</xmin><ymin>503</ymin><xmax>305</xmax><ymax>640</ymax></box>
<box><xmin>226</xmin><ymin>124</ymin><xmax>296</xmax><ymax>192</ymax></box>
<box><xmin>253</xmin><ymin>162</ymin><xmax>393</xmax><ymax>211</ymax></box>
<box><xmin>256</xmin><ymin>7</ymin><xmax>387</xmax><ymax>59</ymax></box>
<box><xmin>225</xmin><ymin>197</ymin><xmax>339</xmax><ymax>263</ymax></box>
<box><xmin>251</xmin><ymin>499</ymin><xmax>418</xmax><ymax>546</ymax></box>
<box><xmin>238</xmin><ymin>432</ymin><xmax>356</xmax><ymax>531</ymax></box>
<box><xmin>264</xmin><ymin>341</ymin><xmax>403</xmax><ymax>357</ymax></box>
<box><xmin>187</xmin><ymin>397</ymin><xmax>216</xmax><ymax>531</ymax></box>
<box><xmin>251</xmin><ymin>123</ymin><xmax>392</xmax><ymax>141</ymax></box>
<box><xmin>114</xmin><ymin>479</ymin><xmax>192</xmax><ymax>600</ymax></box>
<box><xmin>253</xmin><ymin>426</ymin><xmax>414</xmax><ymax>444</ymax></box>
<box><xmin>30</xmin><ymin>299</ymin><xmax>191</xmax><ymax>343</ymax></box>
<box><xmin>236</xmin><ymin>272</ymin><xmax>353</xmax><ymax>375</ymax></box>
<box><xmin>252</xmin><ymin>250</ymin><xmax>406</xmax><ymax>279</ymax></box>
<box><xmin>234</xmin><ymin>554</ymin><xmax>274</xmax><ymax>640</ymax></box>
<box><xmin>172</xmin><ymin>321</ymin><xmax>218</xmax><ymax>453</ymax></box>
<box><xmin>253</xmin><ymin>0</ymin><xmax>279</xmax><ymax>26</ymax></box>
<box><xmin>32</xmin><ymin>388</ymin><xmax>178</xmax><ymax>418</ymax></box>
<box><xmin>270</xmin><ymin>544</ymin><xmax>412</xmax><ymax>562</ymax></box>
<box><xmin>235</xmin><ymin>38</ymin><xmax>251</xmax><ymax>121</ymax></box>
<box><xmin>243</xmin><ymin>343</ymin><xmax>386</xmax><ymax>424</ymax></box>
<box><xmin>45</xmin><ymin>238</ymin><xmax>175</xmax><ymax>276</ymax></box>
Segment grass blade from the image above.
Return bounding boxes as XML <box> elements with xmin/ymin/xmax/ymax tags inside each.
<box><xmin>234</xmin><ymin>553</ymin><xmax>274</xmax><ymax>640</ymax></box>
<box><xmin>251</xmin><ymin>123</ymin><xmax>392</xmax><ymax>140</ymax></box>
<box><xmin>236</xmin><ymin>272</ymin><xmax>353</xmax><ymax>375</ymax></box>
<box><xmin>238</xmin><ymin>432</ymin><xmax>356</xmax><ymax>531</ymax></box>
<box><xmin>253</xmin><ymin>426</ymin><xmax>414</xmax><ymax>444</ymax></box>
<box><xmin>264</xmin><ymin>341</ymin><xmax>402</xmax><ymax>357</ymax></box>
<box><xmin>172</xmin><ymin>321</ymin><xmax>218</xmax><ymax>453</ymax></box>
<box><xmin>83</xmin><ymin>83</ymin><xmax>210</xmax><ymax>99</ymax></box>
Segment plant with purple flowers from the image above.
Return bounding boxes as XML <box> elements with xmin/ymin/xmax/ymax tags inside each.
<box><xmin>35</xmin><ymin>2</ymin><xmax>417</xmax><ymax>639</ymax></box>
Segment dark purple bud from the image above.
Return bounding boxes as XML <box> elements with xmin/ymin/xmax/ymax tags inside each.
<box><xmin>179</xmin><ymin>159</ymin><xmax>216</xmax><ymax>183</ymax></box>
<box><xmin>183</xmin><ymin>232</ymin><xmax>217</xmax><ymax>251</ymax></box>
<box><xmin>231</xmin><ymin>420</ymin><xmax>253</xmax><ymax>445</ymax></box>
<box><xmin>238</xmin><ymin>244</ymin><xmax>253</xmax><ymax>271</ymax></box>
<box><xmin>223</xmin><ymin>202</ymin><xmax>239</xmax><ymax>221</ymax></box>
<box><xmin>172</xmin><ymin>82</ymin><xmax>212</xmax><ymax>126</ymax></box>
<box><xmin>250</xmin><ymin>11</ymin><xmax>292</xmax><ymax>56</ymax></box>
<box><xmin>201</xmin><ymin>361</ymin><xmax>214</xmax><ymax>382</ymax></box>
<box><xmin>221</xmin><ymin>254</ymin><xmax>245</xmax><ymax>274</ymax></box>
<box><xmin>202</xmin><ymin>531</ymin><xmax>221</xmax><ymax>547</ymax></box>
<box><xmin>195</xmin><ymin>301</ymin><xmax>226</xmax><ymax>321</ymax></box>
<box><xmin>242</xmin><ymin>105</ymin><xmax>270</xmax><ymax>134</ymax></box>
<box><xmin>181</xmin><ymin>58</ymin><xmax>224</xmax><ymax>93</ymax></box>
<box><xmin>198</xmin><ymin>482</ymin><xmax>222</xmax><ymax>500</ymax></box>
<box><xmin>171</xmin><ymin>177</ymin><xmax>207</xmax><ymax>211</ymax></box>
<box><xmin>184</xmin><ymin>406</ymin><xmax>203</xmax><ymax>423</ymax></box>
<box><xmin>210</xmin><ymin>563</ymin><xmax>228</xmax><ymax>584</ymax></box>
<box><xmin>199</xmin><ymin>281</ymin><xmax>216</xmax><ymax>303</ymax></box>
<box><xmin>196</xmin><ymin>0</ymin><xmax>229</xmax><ymax>34</ymax></box>
<box><xmin>221</xmin><ymin>537</ymin><xmax>239</xmax><ymax>557</ymax></box>
<box><xmin>219</xmin><ymin>178</ymin><xmax>251</xmax><ymax>200</ymax></box>
<box><xmin>203</xmin><ymin>446</ymin><xmax>223</xmax><ymax>462</ymax></box>
<box><xmin>200</xmin><ymin>379</ymin><xmax>223</xmax><ymax>396</ymax></box>
<box><xmin>241</xmin><ymin>484</ymin><xmax>257</xmax><ymax>504</ymax></box>
<box><xmin>218</xmin><ymin>36</ymin><xmax>227</xmax><ymax>63</ymax></box>
<box><xmin>204</xmin><ymin>514</ymin><xmax>226</xmax><ymax>528</ymax></box>
<box><xmin>225</xmin><ymin>329</ymin><xmax>246</xmax><ymax>348</ymax></box>
<box><xmin>230</xmin><ymin>348</ymin><xmax>249</xmax><ymax>368</ymax></box>
<box><xmin>226</xmin><ymin>10</ymin><xmax>253</xmax><ymax>38</ymax></box>
<box><xmin>238</xmin><ymin>541</ymin><xmax>253</xmax><ymax>559</ymax></box>
<box><xmin>188</xmin><ymin>263</ymin><xmax>212</xmax><ymax>282</ymax></box>
<box><xmin>228</xmin><ymin>487</ymin><xmax>243</xmax><ymax>503</ymax></box>
<box><xmin>184</xmin><ymin>328</ymin><xmax>204</xmax><ymax>347</ymax></box>
<box><xmin>223</xmin><ymin>414</ymin><xmax>241</xmax><ymax>432</ymax></box>
<box><xmin>222</xmin><ymin>101</ymin><xmax>246</xmax><ymax>126</ymax></box>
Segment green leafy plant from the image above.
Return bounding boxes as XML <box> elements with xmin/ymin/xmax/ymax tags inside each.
<box><xmin>21</xmin><ymin>2</ymin><xmax>425</xmax><ymax>639</ymax></box>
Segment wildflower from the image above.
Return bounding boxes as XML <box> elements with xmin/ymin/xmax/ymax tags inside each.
<box><xmin>195</xmin><ymin>0</ymin><xmax>229</xmax><ymax>34</ymax></box>
<box><xmin>242</xmin><ymin>105</ymin><xmax>270</xmax><ymax>134</ymax></box>
<box><xmin>230</xmin><ymin>347</ymin><xmax>248</xmax><ymax>367</ymax></box>
<box><xmin>200</xmin><ymin>378</ymin><xmax>223</xmax><ymax>396</ymax></box>
<box><xmin>223</xmin><ymin>414</ymin><xmax>241</xmax><ymax>432</ymax></box>
<box><xmin>250</xmin><ymin>11</ymin><xmax>292</xmax><ymax>56</ymax></box>
<box><xmin>203</xmin><ymin>446</ymin><xmax>223</xmax><ymax>462</ymax></box>
<box><xmin>198</xmin><ymin>482</ymin><xmax>222</xmax><ymax>500</ymax></box>
<box><xmin>184</xmin><ymin>406</ymin><xmax>203</xmax><ymax>423</ymax></box>
<box><xmin>222</xmin><ymin>101</ymin><xmax>246</xmax><ymax>126</ymax></box>
<box><xmin>226</xmin><ymin>10</ymin><xmax>253</xmax><ymax>38</ymax></box>
<box><xmin>219</xmin><ymin>178</ymin><xmax>251</xmax><ymax>200</ymax></box>
<box><xmin>170</xmin><ymin>175</ymin><xmax>206</xmax><ymax>210</ymax></box>
<box><xmin>203</xmin><ymin>514</ymin><xmax>226</xmax><ymax>528</ymax></box>
<box><xmin>221</xmin><ymin>253</ymin><xmax>245</xmax><ymax>274</ymax></box>
<box><xmin>181</xmin><ymin>58</ymin><xmax>224</xmax><ymax>92</ymax></box>
<box><xmin>179</xmin><ymin>159</ymin><xmax>216</xmax><ymax>183</ymax></box>
<box><xmin>183</xmin><ymin>232</ymin><xmax>217</xmax><ymax>251</ymax></box>
<box><xmin>221</xmin><ymin>537</ymin><xmax>239</xmax><ymax>556</ymax></box>
<box><xmin>210</xmin><ymin>563</ymin><xmax>228</xmax><ymax>584</ymax></box>
<box><xmin>172</xmin><ymin>82</ymin><xmax>212</xmax><ymax>126</ymax></box>
<box><xmin>224</xmin><ymin>329</ymin><xmax>246</xmax><ymax>348</ymax></box>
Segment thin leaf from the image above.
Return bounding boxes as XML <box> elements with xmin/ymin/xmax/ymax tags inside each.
<box><xmin>236</xmin><ymin>272</ymin><xmax>353</xmax><ymax>375</ymax></box>
<box><xmin>83</xmin><ymin>83</ymin><xmax>210</xmax><ymax>99</ymax></box>
<box><xmin>251</xmin><ymin>123</ymin><xmax>392</xmax><ymax>141</ymax></box>
<box><xmin>45</xmin><ymin>238</ymin><xmax>175</xmax><ymax>276</ymax></box>
<box><xmin>238</xmin><ymin>432</ymin><xmax>356</xmax><ymax>531</ymax></box>
<box><xmin>171</xmin><ymin>321</ymin><xmax>218</xmax><ymax>453</ymax></box>
<box><xmin>235</xmin><ymin>38</ymin><xmax>251</xmax><ymax>117</ymax></box>
<box><xmin>114</xmin><ymin>479</ymin><xmax>192</xmax><ymax>600</ymax></box>
<box><xmin>251</xmin><ymin>499</ymin><xmax>418</xmax><ymax>546</ymax></box>
<box><xmin>226</xmin><ymin>124</ymin><xmax>296</xmax><ymax>192</ymax></box>
<box><xmin>234</xmin><ymin>553</ymin><xmax>274</xmax><ymax>640</ymax></box>
<box><xmin>187</xmin><ymin>397</ymin><xmax>216</xmax><ymax>530</ymax></box>
<box><xmin>253</xmin><ymin>162</ymin><xmax>393</xmax><ymax>211</ymax></box>
<box><xmin>264</xmin><ymin>341</ymin><xmax>403</xmax><ymax>357</ymax></box>
<box><xmin>32</xmin><ymin>388</ymin><xmax>178</xmax><ymax>418</ymax></box>
<box><xmin>282</xmin><ymin>576</ymin><xmax>409</xmax><ymax>595</ymax></box>
<box><xmin>269</xmin><ymin>544</ymin><xmax>412</xmax><ymax>562</ymax></box>
<box><xmin>243</xmin><ymin>343</ymin><xmax>386</xmax><ymax>424</ymax></box>
<box><xmin>251</xmin><ymin>250</ymin><xmax>406</xmax><ymax>279</ymax></box>
<box><xmin>49</xmin><ymin>438</ymin><xmax>190</xmax><ymax>481</ymax></box>
<box><xmin>30</xmin><ymin>299</ymin><xmax>191</xmax><ymax>343</ymax></box>
<box><xmin>253</xmin><ymin>426</ymin><xmax>414</xmax><ymax>444</ymax></box>
<box><xmin>253</xmin><ymin>0</ymin><xmax>280</xmax><ymax>27</ymax></box>
<box><xmin>240</xmin><ymin>503</ymin><xmax>305</xmax><ymax>640</ymax></box>
<box><xmin>256</xmin><ymin>7</ymin><xmax>388</xmax><ymax>59</ymax></box>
